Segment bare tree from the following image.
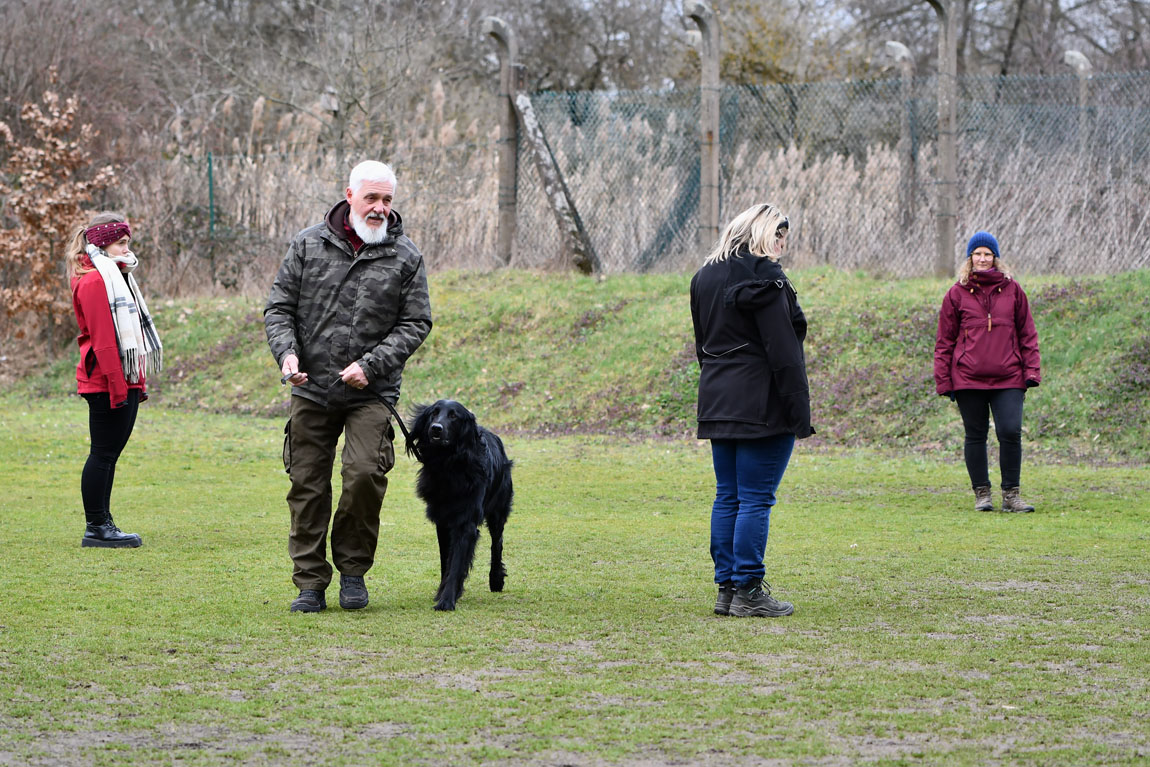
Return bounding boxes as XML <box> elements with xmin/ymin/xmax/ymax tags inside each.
<box><xmin>846</xmin><ymin>0</ymin><xmax>1149</xmax><ymax>74</ymax></box>
<box><xmin>467</xmin><ymin>0</ymin><xmax>683</xmax><ymax>91</ymax></box>
<box><xmin>0</xmin><ymin>0</ymin><xmax>164</xmax><ymax>152</ymax></box>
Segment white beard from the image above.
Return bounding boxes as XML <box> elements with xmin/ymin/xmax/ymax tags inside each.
<box><xmin>350</xmin><ymin>209</ymin><xmax>388</xmax><ymax>244</ymax></box>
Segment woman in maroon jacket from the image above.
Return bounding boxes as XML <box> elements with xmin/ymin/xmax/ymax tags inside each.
<box><xmin>68</xmin><ymin>212</ymin><xmax>162</xmax><ymax>547</ymax></box>
<box><xmin>935</xmin><ymin>231</ymin><xmax>1041</xmax><ymax>513</ymax></box>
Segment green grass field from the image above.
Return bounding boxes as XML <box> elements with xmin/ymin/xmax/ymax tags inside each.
<box><xmin>2</xmin><ymin>396</ymin><xmax>1147</xmax><ymax>766</ymax></box>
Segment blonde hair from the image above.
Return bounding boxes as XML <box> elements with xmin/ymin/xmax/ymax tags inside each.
<box><xmin>703</xmin><ymin>203</ymin><xmax>789</xmax><ymax>265</ymax></box>
<box><xmin>957</xmin><ymin>255</ymin><xmax>1014</xmax><ymax>285</ymax></box>
<box><xmin>66</xmin><ymin>211</ymin><xmax>127</xmax><ymax>279</ymax></box>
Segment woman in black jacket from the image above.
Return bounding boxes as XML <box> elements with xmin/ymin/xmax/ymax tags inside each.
<box><xmin>690</xmin><ymin>203</ymin><xmax>813</xmax><ymax>618</ymax></box>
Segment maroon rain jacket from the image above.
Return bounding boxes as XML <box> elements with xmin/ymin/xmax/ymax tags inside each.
<box><xmin>934</xmin><ymin>268</ymin><xmax>1041</xmax><ymax>395</ymax></box>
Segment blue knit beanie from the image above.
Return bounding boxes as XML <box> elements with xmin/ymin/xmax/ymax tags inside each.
<box><xmin>966</xmin><ymin>231</ymin><xmax>1000</xmax><ymax>259</ymax></box>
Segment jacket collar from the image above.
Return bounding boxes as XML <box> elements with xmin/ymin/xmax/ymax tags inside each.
<box><xmin>967</xmin><ymin>267</ymin><xmax>1009</xmax><ymax>289</ymax></box>
<box><xmin>323</xmin><ymin>200</ymin><xmax>404</xmax><ymax>256</ymax></box>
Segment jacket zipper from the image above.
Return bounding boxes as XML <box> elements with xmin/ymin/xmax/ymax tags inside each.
<box><xmin>971</xmin><ymin>286</ymin><xmax>995</xmax><ymax>331</ymax></box>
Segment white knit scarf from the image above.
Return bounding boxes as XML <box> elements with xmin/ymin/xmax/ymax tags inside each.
<box><xmin>86</xmin><ymin>244</ymin><xmax>163</xmax><ymax>383</ymax></box>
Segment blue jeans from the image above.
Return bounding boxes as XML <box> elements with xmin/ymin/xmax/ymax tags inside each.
<box><xmin>710</xmin><ymin>435</ymin><xmax>795</xmax><ymax>588</ymax></box>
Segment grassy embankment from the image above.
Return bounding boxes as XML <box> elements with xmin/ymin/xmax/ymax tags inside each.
<box><xmin>23</xmin><ymin>266</ymin><xmax>1150</xmax><ymax>461</ymax></box>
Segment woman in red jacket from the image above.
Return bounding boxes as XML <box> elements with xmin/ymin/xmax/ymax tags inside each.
<box><xmin>934</xmin><ymin>231</ymin><xmax>1041</xmax><ymax>513</ymax></box>
<box><xmin>68</xmin><ymin>212</ymin><xmax>163</xmax><ymax>547</ymax></box>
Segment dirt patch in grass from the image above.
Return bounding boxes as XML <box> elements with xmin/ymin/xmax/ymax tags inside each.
<box><xmin>970</xmin><ymin>580</ymin><xmax>1053</xmax><ymax>592</ymax></box>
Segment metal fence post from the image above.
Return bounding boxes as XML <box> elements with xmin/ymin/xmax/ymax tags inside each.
<box><xmin>886</xmin><ymin>41</ymin><xmax>917</xmax><ymax>231</ymax></box>
<box><xmin>481</xmin><ymin>17</ymin><xmax>519</xmax><ymax>266</ymax></box>
<box><xmin>1063</xmin><ymin>50</ymin><xmax>1092</xmax><ymax>154</ymax></box>
<box><xmin>207</xmin><ymin>150</ymin><xmax>215</xmax><ymax>238</ymax></box>
<box><xmin>928</xmin><ymin>1</ymin><xmax>958</xmax><ymax>277</ymax></box>
<box><xmin>684</xmin><ymin>1</ymin><xmax>720</xmax><ymax>252</ymax></box>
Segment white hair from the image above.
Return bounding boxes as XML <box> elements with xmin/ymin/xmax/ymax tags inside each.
<box><xmin>348</xmin><ymin>161</ymin><xmax>397</xmax><ymax>193</ymax></box>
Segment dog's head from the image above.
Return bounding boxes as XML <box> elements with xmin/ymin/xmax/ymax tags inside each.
<box><xmin>406</xmin><ymin>399</ymin><xmax>479</xmax><ymax>458</ymax></box>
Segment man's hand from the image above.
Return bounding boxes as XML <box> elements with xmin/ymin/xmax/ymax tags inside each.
<box><xmin>281</xmin><ymin>354</ymin><xmax>308</xmax><ymax>386</ymax></box>
<box><xmin>340</xmin><ymin>361</ymin><xmax>369</xmax><ymax>389</ymax></box>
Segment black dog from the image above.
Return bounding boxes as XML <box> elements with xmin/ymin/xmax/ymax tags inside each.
<box><xmin>406</xmin><ymin>400</ymin><xmax>514</xmax><ymax>611</ymax></box>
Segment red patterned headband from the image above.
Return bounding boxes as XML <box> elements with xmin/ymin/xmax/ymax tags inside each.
<box><xmin>86</xmin><ymin>221</ymin><xmax>131</xmax><ymax>249</ymax></box>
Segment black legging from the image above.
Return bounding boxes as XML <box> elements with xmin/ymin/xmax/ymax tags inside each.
<box><xmin>954</xmin><ymin>388</ymin><xmax>1025</xmax><ymax>489</ymax></box>
<box><xmin>81</xmin><ymin>390</ymin><xmax>140</xmax><ymax>520</ymax></box>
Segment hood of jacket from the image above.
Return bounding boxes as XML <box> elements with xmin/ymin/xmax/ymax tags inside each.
<box><xmin>324</xmin><ymin>199</ymin><xmax>406</xmax><ymax>247</ymax></box>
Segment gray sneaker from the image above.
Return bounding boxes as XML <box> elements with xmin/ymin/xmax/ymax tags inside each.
<box><xmin>730</xmin><ymin>580</ymin><xmax>794</xmax><ymax>618</ymax></box>
<box><xmin>339</xmin><ymin>575</ymin><xmax>369</xmax><ymax>609</ymax></box>
<box><xmin>714</xmin><ymin>582</ymin><xmax>736</xmax><ymax>616</ymax></box>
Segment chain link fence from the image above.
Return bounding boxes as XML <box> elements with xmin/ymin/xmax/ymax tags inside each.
<box><xmin>155</xmin><ymin>71</ymin><xmax>1149</xmax><ymax>288</ymax></box>
<box><xmin>116</xmin><ymin>138</ymin><xmax>503</xmax><ymax>295</ymax></box>
<box><xmin>516</xmin><ymin>72</ymin><xmax>1150</xmax><ymax>276</ymax></box>
<box><xmin>513</xmin><ymin>90</ymin><xmax>700</xmax><ymax>273</ymax></box>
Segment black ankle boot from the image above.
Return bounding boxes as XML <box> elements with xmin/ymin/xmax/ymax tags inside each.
<box><xmin>82</xmin><ymin>513</ymin><xmax>142</xmax><ymax>548</ymax></box>
<box><xmin>730</xmin><ymin>579</ymin><xmax>794</xmax><ymax>617</ymax></box>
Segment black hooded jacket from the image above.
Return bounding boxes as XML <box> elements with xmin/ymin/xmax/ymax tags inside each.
<box><xmin>689</xmin><ymin>250</ymin><xmax>813</xmax><ymax>440</ymax></box>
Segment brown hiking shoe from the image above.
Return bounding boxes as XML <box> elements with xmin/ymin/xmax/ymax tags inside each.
<box><xmin>973</xmin><ymin>485</ymin><xmax>994</xmax><ymax>512</ymax></box>
<box><xmin>1002</xmin><ymin>487</ymin><xmax>1035</xmax><ymax>513</ymax></box>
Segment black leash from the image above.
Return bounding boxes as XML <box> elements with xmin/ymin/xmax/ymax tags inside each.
<box><xmin>382</xmin><ymin>398</ymin><xmax>420</xmax><ymax>461</ymax></box>
<box><xmin>281</xmin><ymin>374</ymin><xmax>420</xmax><ymax>460</ymax></box>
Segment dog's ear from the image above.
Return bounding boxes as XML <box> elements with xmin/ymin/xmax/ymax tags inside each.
<box><xmin>457</xmin><ymin>405</ymin><xmax>480</xmax><ymax>444</ymax></box>
<box><xmin>406</xmin><ymin>403</ymin><xmax>430</xmax><ymax>457</ymax></box>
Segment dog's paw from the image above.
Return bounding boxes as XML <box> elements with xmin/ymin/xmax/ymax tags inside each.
<box><xmin>433</xmin><ymin>600</ymin><xmax>456</xmax><ymax>611</ymax></box>
<box><xmin>489</xmin><ymin>574</ymin><xmax>505</xmax><ymax>592</ymax></box>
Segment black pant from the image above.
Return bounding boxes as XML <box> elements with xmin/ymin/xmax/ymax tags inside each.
<box><xmin>81</xmin><ymin>390</ymin><xmax>140</xmax><ymax>520</ymax></box>
<box><xmin>954</xmin><ymin>388</ymin><xmax>1025</xmax><ymax>489</ymax></box>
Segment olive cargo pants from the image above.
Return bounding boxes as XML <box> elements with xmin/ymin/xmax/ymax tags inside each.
<box><xmin>283</xmin><ymin>396</ymin><xmax>395</xmax><ymax>590</ymax></box>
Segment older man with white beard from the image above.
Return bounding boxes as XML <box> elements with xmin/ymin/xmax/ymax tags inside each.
<box><xmin>265</xmin><ymin>160</ymin><xmax>433</xmax><ymax>614</ymax></box>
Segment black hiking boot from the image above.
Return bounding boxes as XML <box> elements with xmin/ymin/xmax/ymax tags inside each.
<box><xmin>730</xmin><ymin>579</ymin><xmax>794</xmax><ymax>618</ymax></box>
<box><xmin>714</xmin><ymin>582</ymin><xmax>736</xmax><ymax>616</ymax></box>
<box><xmin>290</xmin><ymin>589</ymin><xmax>327</xmax><ymax>613</ymax></box>
<box><xmin>81</xmin><ymin>514</ymin><xmax>142</xmax><ymax>548</ymax></box>
<box><xmin>339</xmin><ymin>575</ymin><xmax>369</xmax><ymax>610</ymax></box>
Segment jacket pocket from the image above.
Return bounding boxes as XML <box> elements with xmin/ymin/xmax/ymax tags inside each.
<box><xmin>282</xmin><ymin>419</ymin><xmax>292</xmax><ymax>474</ymax></box>
<box><xmin>378</xmin><ymin>420</ymin><xmax>396</xmax><ymax>474</ymax></box>
<box><xmin>697</xmin><ymin>359</ymin><xmax>769</xmax><ymax>422</ymax></box>
<box><xmin>957</xmin><ymin>324</ymin><xmax>1019</xmax><ymax>379</ymax></box>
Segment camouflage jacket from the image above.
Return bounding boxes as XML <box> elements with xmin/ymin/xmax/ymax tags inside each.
<box><xmin>264</xmin><ymin>201</ymin><xmax>432</xmax><ymax>409</ymax></box>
